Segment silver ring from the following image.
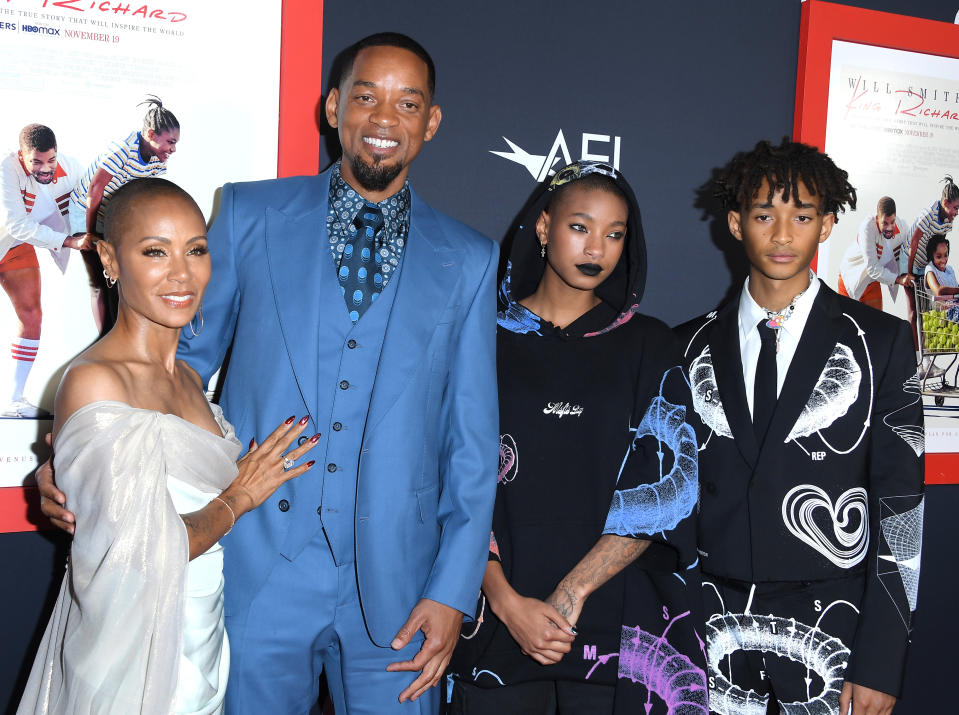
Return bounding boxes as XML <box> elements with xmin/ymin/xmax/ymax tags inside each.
<box><xmin>282</xmin><ymin>456</ymin><xmax>294</xmax><ymax>470</ymax></box>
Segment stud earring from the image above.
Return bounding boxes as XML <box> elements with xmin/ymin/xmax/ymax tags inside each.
<box><xmin>102</xmin><ymin>268</ymin><xmax>117</xmax><ymax>288</ymax></box>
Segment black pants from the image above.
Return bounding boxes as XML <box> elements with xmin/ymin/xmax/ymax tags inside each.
<box><xmin>449</xmin><ymin>679</ymin><xmax>616</xmax><ymax>715</ymax></box>
<box><xmin>702</xmin><ymin>573</ymin><xmax>864</xmax><ymax>715</ymax></box>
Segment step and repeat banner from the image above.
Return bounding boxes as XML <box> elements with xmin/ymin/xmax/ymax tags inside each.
<box><xmin>0</xmin><ymin>0</ymin><xmax>300</xmax><ymax>531</ymax></box>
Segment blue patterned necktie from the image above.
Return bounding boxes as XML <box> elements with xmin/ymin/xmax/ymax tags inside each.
<box><xmin>339</xmin><ymin>201</ymin><xmax>385</xmax><ymax>322</ymax></box>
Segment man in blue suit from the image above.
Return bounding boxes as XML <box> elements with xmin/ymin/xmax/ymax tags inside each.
<box><xmin>40</xmin><ymin>32</ymin><xmax>498</xmax><ymax>714</ymax></box>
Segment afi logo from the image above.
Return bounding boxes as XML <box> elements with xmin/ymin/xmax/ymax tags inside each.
<box><xmin>491</xmin><ymin>130</ymin><xmax>622</xmax><ymax>181</ymax></box>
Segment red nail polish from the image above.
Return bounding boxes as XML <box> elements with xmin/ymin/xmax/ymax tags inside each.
<box><xmin>249</xmin><ymin>438</ymin><xmax>255</xmax><ymax>449</ymax></box>
<box><xmin>299</xmin><ymin>415</ymin><xmax>309</xmax><ymax>426</ymax></box>
<box><xmin>310</xmin><ymin>433</ymin><xmax>321</xmax><ymax>443</ymax></box>
<box><xmin>285</xmin><ymin>415</ymin><xmax>295</xmax><ymax>425</ymax></box>
<box><xmin>306</xmin><ymin>460</ymin><xmax>315</xmax><ymax>468</ymax></box>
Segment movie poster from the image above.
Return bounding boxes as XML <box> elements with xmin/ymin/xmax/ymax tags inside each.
<box><xmin>0</xmin><ymin>0</ymin><xmax>282</xmax><ymax>530</ymax></box>
<box><xmin>820</xmin><ymin>39</ymin><xmax>959</xmax><ymax>453</ymax></box>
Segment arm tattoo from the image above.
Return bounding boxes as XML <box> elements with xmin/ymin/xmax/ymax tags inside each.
<box><xmin>558</xmin><ymin>535</ymin><xmax>650</xmax><ymax>602</ymax></box>
<box><xmin>546</xmin><ymin>582</ymin><xmax>578</xmax><ymax>620</ymax></box>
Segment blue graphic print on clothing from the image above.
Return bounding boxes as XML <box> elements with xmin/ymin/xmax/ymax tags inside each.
<box><xmin>604</xmin><ymin>367</ymin><xmax>700</xmax><ymax>537</ymax></box>
<box><xmin>496</xmin><ymin>261</ymin><xmax>542</xmax><ymax>335</ymax></box>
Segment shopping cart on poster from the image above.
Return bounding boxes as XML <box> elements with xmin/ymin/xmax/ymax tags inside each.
<box><xmin>916</xmin><ymin>284</ymin><xmax>959</xmax><ymax>405</ymax></box>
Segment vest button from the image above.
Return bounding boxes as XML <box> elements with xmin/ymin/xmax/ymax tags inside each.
<box><xmin>339</xmin><ymin>380</ymin><xmax>349</xmax><ymax>390</ymax></box>
<box><xmin>278</xmin><ymin>499</ymin><xmax>290</xmax><ymax>512</ymax></box>
<box><xmin>297</xmin><ymin>435</ymin><xmax>308</xmax><ymax>446</ymax></box>
<box><xmin>347</xmin><ymin>339</ymin><xmax>357</xmax><ymax>349</ymax></box>
<box><xmin>333</xmin><ymin>421</ymin><xmax>342</xmax><ymax>431</ymax></box>
<box><xmin>327</xmin><ymin>463</ymin><xmax>337</xmax><ymax>473</ymax></box>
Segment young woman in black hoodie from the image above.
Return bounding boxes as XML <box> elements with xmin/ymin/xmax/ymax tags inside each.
<box><xmin>448</xmin><ymin>162</ymin><xmax>707</xmax><ymax>714</ymax></box>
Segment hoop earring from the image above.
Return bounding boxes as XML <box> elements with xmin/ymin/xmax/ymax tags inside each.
<box><xmin>540</xmin><ymin>242</ymin><xmax>546</xmax><ymax>258</ymax></box>
<box><xmin>102</xmin><ymin>268</ymin><xmax>117</xmax><ymax>288</ymax></box>
<box><xmin>189</xmin><ymin>306</ymin><xmax>204</xmax><ymax>337</ymax></box>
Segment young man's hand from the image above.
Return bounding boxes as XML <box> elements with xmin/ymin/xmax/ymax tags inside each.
<box><xmin>839</xmin><ymin>681</ymin><xmax>896</xmax><ymax>715</ymax></box>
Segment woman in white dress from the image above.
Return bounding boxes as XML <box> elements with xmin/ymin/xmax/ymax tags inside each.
<box><xmin>18</xmin><ymin>178</ymin><xmax>318</xmax><ymax>715</ymax></box>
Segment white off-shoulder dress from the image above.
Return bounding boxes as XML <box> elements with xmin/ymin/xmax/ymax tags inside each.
<box><xmin>18</xmin><ymin>401</ymin><xmax>241</xmax><ymax>715</ymax></box>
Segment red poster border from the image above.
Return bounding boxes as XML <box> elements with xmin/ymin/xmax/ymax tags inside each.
<box><xmin>0</xmin><ymin>0</ymin><xmax>324</xmax><ymax>534</ymax></box>
<box><xmin>278</xmin><ymin>0</ymin><xmax>324</xmax><ymax>178</ymax></box>
<box><xmin>794</xmin><ymin>0</ymin><xmax>959</xmax><ymax>484</ymax></box>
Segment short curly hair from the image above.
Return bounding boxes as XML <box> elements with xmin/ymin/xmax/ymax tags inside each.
<box><xmin>715</xmin><ymin>137</ymin><xmax>857</xmax><ymax>222</ymax></box>
<box><xmin>18</xmin><ymin>124</ymin><xmax>56</xmax><ymax>153</ymax></box>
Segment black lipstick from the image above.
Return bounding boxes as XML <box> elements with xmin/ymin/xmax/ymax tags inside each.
<box><xmin>576</xmin><ymin>263</ymin><xmax>602</xmax><ymax>276</ymax></box>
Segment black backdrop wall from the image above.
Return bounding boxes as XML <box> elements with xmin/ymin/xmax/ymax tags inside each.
<box><xmin>3</xmin><ymin>2</ymin><xmax>957</xmax><ymax>712</ymax></box>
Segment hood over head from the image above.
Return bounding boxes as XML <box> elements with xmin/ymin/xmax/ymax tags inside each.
<box><xmin>498</xmin><ymin>160</ymin><xmax>648</xmax><ymax>336</ymax></box>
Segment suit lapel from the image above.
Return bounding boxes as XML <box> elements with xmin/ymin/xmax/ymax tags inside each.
<box><xmin>263</xmin><ymin>175</ymin><xmax>331</xmax><ymax>424</ymax></box>
<box><xmin>709</xmin><ymin>297</ymin><xmax>759</xmax><ymax>467</ymax></box>
<box><xmin>762</xmin><ymin>284</ymin><xmax>846</xmax><ymax>452</ymax></box>
<box><xmin>365</xmin><ymin>192</ymin><xmax>461</xmax><ymax>432</ymax></box>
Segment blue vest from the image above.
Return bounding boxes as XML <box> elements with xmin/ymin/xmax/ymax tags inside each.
<box><xmin>294</xmin><ymin>250</ymin><xmax>401</xmax><ymax>564</ymax></box>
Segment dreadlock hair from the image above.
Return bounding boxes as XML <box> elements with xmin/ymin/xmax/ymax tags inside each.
<box><xmin>338</xmin><ymin>32</ymin><xmax>435</xmax><ymax>100</ymax></box>
<box><xmin>715</xmin><ymin>137</ymin><xmax>857</xmax><ymax>222</ymax></box>
<box><xmin>940</xmin><ymin>175</ymin><xmax>959</xmax><ymax>206</ymax></box>
<box><xmin>926</xmin><ymin>234</ymin><xmax>950</xmax><ymax>262</ymax></box>
<box><xmin>546</xmin><ymin>173</ymin><xmax>628</xmax><ymax>215</ymax></box>
<box><xmin>18</xmin><ymin>124</ymin><xmax>56</xmax><ymax>153</ymax></box>
<box><xmin>138</xmin><ymin>95</ymin><xmax>180</xmax><ymax>136</ymax></box>
<box><xmin>877</xmin><ymin>196</ymin><xmax>896</xmax><ymax>218</ymax></box>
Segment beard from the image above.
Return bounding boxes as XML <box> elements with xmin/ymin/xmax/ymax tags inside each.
<box><xmin>349</xmin><ymin>153</ymin><xmax>404</xmax><ymax>194</ymax></box>
<box><xmin>32</xmin><ymin>170</ymin><xmax>55</xmax><ymax>185</ymax></box>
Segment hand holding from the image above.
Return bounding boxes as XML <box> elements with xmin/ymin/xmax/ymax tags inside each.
<box><xmin>222</xmin><ymin>416</ymin><xmax>318</xmax><ymax>516</ymax></box>
<box><xmin>386</xmin><ymin>598</ymin><xmax>462</xmax><ymax>703</ymax></box>
<box><xmin>897</xmin><ymin>273</ymin><xmax>915</xmax><ymax>288</ymax></box>
<box><xmin>839</xmin><ymin>681</ymin><xmax>896</xmax><ymax>715</ymax></box>
<box><xmin>36</xmin><ymin>433</ymin><xmax>75</xmax><ymax>535</ymax></box>
<box><xmin>498</xmin><ymin>593</ymin><xmax>576</xmax><ymax>665</ymax></box>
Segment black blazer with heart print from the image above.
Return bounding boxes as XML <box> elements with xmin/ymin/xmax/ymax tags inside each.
<box><xmin>678</xmin><ymin>282</ymin><xmax>924</xmax><ymax>695</ymax></box>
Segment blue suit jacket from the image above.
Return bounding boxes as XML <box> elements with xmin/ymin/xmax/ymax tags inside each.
<box><xmin>178</xmin><ymin>168</ymin><xmax>498</xmax><ymax>645</ymax></box>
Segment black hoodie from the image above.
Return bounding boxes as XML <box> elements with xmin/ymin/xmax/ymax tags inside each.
<box><xmin>449</xmin><ymin>169</ymin><xmax>708</xmax><ymax>713</ymax></box>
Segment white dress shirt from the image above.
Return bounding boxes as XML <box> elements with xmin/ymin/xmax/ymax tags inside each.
<box><xmin>739</xmin><ymin>275</ymin><xmax>821</xmax><ymax>417</ymax></box>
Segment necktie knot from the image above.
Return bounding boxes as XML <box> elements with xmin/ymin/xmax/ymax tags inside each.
<box><xmin>757</xmin><ymin>319</ymin><xmax>777</xmax><ymax>345</ymax></box>
<box><xmin>353</xmin><ymin>201</ymin><xmax>384</xmax><ymax>241</ymax></box>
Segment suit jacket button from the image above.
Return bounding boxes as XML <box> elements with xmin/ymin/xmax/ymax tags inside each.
<box><xmin>278</xmin><ymin>499</ymin><xmax>290</xmax><ymax>512</ymax></box>
<box><xmin>332</xmin><ymin>421</ymin><xmax>342</xmax><ymax>431</ymax></box>
<box><xmin>705</xmin><ymin>482</ymin><xmax>717</xmax><ymax>494</ymax></box>
<box><xmin>327</xmin><ymin>463</ymin><xmax>337</xmax><ymax>473</ymax></box>
<box><xmin>339</xmin><ymin>380</ymin><xmax>349</xmax><ymax>390</ymax></box>
<box><xmin>347</xmin><ymin>339</ymin><xmax>357</xmax><ymax>349</ymax></box>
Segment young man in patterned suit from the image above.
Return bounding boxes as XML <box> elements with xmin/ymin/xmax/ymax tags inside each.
<box><xmin>679</xmin><ymin>139</ymin><xmax>923</xmax><ymax>715</ymax></box>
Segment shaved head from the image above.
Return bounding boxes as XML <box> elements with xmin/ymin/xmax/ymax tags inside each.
<box><xmin>103</xmin><ymin>178</ymin><xmax>203</xmax><ymax>246</ymax></box>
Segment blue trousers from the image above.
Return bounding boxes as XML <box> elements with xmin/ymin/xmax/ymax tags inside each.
<box><xmin>224</xmin><ymin>535</ymin><xmax>440</xmax><ymax>714</ymax></box>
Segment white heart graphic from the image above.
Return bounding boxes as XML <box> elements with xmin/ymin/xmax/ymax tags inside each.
<box><xmin>781</xmin><ymin>484</ymin><xmax>868</xmax><ymax>569</ymax></box>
